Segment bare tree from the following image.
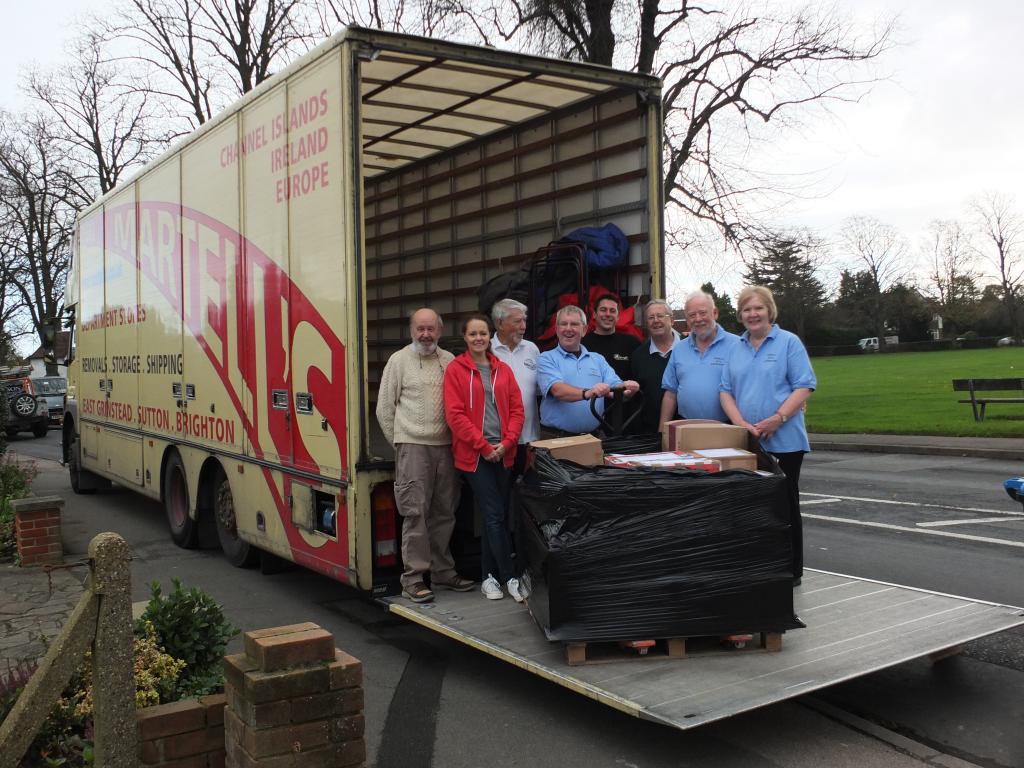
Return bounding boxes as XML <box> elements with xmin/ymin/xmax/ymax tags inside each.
<box><xmin>839</xmin><ymin>215</ymin><xmax>910</xmax><ymax>347</ymax></box>
<box><xmin>971</xmin><ymin>191</ymin><xmax>1023</xmax><ymax>341</ymax></box>
<box><xmin>0</xmin><ymin>113</ymin><xmax>88</xmax><ymax>348</ymax></box>
<box><xmin>106</xmin><ymin>0</ymin><xmax>314</xmax><ymax>128</ymax></box>
<box><xmin>314</xmin><ymin>0</ymin><xmax>493</xmax><ymax>40</ymax></box>
<box><xmin>923</xmin><ymin>219</ymin><xmax>979</xmax><ymax>335</ymax></box>
<box><xmin>27</xmin><ymin>32</ymin><xmax>164</xmax><ymax>195</ymax></box>
<box><xmin>201</xmin><ymin>0</ymin><xmax>310</xmax><ymax>93</ymax></box>
<box><xmin>489</xmin><ymin>1</ymin><xmax>894</xmax><ymax>253</ymax></box>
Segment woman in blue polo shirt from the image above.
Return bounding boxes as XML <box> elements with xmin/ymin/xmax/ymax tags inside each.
<box><xmin>720</xmin><ymin>285</ymin><xmax>816</xmax><ymax>585</ymax></box>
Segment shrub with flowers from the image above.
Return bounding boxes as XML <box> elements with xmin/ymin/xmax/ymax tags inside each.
<box><xmin>1</xmin><ymin>584</ymin><xmax>233</xmax><ymax>767</ymax></box>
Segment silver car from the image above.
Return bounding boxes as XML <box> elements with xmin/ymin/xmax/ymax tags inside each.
<box><xmin>31</xmin><ymin>376</ymin><xmax>66</xmax><ymax>426</ymax></box>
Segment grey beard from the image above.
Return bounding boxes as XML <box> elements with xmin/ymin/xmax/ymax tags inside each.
<box><xmin>413</xmin><ymin>341</ymin><xmax>437</xmax><ymax>356</ymax></box>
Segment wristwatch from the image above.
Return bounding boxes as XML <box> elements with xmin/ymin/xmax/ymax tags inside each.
<box><xmin>777</xmin><ymin>412</ymin><xmax>788</xmax><ymax>423</ymax></box>
<box><xmin>582</xmin><ymin>388</ymin><xmax>590</xmax><ymax>401</ymax></box>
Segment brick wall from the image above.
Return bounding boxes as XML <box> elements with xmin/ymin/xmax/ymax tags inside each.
<box><xmin>137</xmin><ymin>693</ymin><xmax>227</xmax><ymax>768</ymax></box>
<box><xmin>223</xmin><ymin>622</ymin><xmax>365</xmax><ymax>768</ymax></box>
<box><xmin>13</xmin><ymin>496</ymin><xmax>64</xmax><ymax>566</ymax></box>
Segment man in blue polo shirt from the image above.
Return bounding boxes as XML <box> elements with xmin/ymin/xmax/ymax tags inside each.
<box><xmin>658</xmin><ymin>291</ymin><xmax>740</xmax><ymax>428</ymax></box>
<box><xmin>538</xmin><ymin>305</ymin><xmax>639</xmax><ymax>436</ymax></box>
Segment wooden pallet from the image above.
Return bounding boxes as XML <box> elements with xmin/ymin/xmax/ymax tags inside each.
<box><xmin>564</xmin><ymin>631</ymin><xmax>783</xmax><ymax>666</ymax></box>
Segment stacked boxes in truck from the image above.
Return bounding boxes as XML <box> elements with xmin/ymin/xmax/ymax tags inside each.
<box><xmin>63</xmin><ymin>27</ymin><xmax>665</xmax><ymax>594</ymax></box>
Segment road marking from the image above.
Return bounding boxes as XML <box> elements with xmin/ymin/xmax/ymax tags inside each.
<box><xmin>803</xmin><ymin>513</ymin><xmax>1024</xmax><ymax>549</ymax></box>
<box><xmin>803</xmin><ymin>492</ymin><xmax>1022</xmax><ymax>517</ymax></box>
<box><xmin>917</xmin><ymin>516</ymin><xmax>1024</xmax><ymax>528</ymax></box>
<box><xmin>800</xmin><ymin>497</ymin><xmax>842</xmax><ymax>505</ymax></box>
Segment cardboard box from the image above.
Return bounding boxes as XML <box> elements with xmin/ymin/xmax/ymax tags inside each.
<box><xmin>604</xmin><ymin>451</ymin><xmax>720</xmax><ymax>472</ymax></box>
<box><xmin>530</xmin><ymin>434</ymin><xmax>603</xmax><ymax>466</ymax></box>
<box><xmin>660</xmin><ymin>419</ymin><xmax>688</xmax><ymax>450</ymax></box>
<box><xmin>693</xmin><ymin>448</ymin><xmax>757</xmax><ymax>472</ymax></box>
<box><xmin>664</xmin><ymin>421</ymin><xmax>748</xmax><ymax>452</ymax></box>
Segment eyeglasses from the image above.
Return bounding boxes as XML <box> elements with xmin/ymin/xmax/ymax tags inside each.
<box><xmin>647</xmin><ymin>313</ymin><xmax>672</xmax><ymax>320</ymax></box>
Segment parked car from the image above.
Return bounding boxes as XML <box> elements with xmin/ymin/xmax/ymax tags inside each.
<box><xmin>997</xmin><ymin>336</ymin><xmax>1018</xmax><ymax>347</ymax></box>
<box><xmin>3</xmin><ymin>377</ymin><xmax>49</xmax><ymax>438</ymax></box>
<box><xmin>31</xmin><ymin>376</ymin><xmax>66</xmax><ymax>425</ymax></box>
<box><xmin>858</xmin><ymin>337</ymin><xmax>879</xmax><ymax>352</ymax></box>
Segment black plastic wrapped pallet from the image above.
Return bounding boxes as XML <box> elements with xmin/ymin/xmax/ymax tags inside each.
<box><xmin>516</xmin><ymin>450</ymin><xmax>803</xmax><ymax>642</ymax></box>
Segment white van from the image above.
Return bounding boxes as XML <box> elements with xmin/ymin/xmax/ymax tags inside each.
<box><xmin>858</xmin><ymin>337</ymin><xmax>879</xmax><ymax>351</ymax></box>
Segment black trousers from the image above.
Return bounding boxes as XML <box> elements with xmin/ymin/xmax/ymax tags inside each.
<box><xmin>771</xmin><ymin>450</ymin><xmax>804</xmax><ymax>580</ymax></box>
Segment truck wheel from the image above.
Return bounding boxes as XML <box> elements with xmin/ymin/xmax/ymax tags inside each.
<box><xmin>164</xmin><ymin>453</ymin><xmax>198</xmax><ymax>548</ymax></box>
<box><xmin>214</xmin><ymin>473</ymin><xmax>257</xmax><ymax>567</ymax></box>
<box><xmin>32</xmin><ymin>423</ymin><xmax>48</xmax><ymax>438</ymax></box>
<box><xmin>68</xmin><ymin>436</ymin><xmax>95</xmax><ymax>495</ymax></box>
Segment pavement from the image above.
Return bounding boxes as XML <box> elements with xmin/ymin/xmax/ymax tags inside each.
<box><xmin>810</xmin><ymin>432</ymin><xmax>1024</xmax><ymax>462</ymax></box>
<box><xmin>0</xmin><ymin>562</ymin><xmax>87</xmax><ymax>674</ymax></box>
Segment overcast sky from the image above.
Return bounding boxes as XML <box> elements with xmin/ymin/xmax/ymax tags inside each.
<box><xmin>2</xmin><ymin>0</ymin><xmax>1022</xmax><ymax>287</ymax></box>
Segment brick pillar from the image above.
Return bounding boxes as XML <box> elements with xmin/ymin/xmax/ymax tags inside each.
<box><xmin>13</xmin><ymin>496</ymin><xmax>64</xmax><ymax>566</ymax></box>
<box><xmin>223</xmin><ymin>623</ymin><xmax>364</xmax><ymax>768</ymax></box>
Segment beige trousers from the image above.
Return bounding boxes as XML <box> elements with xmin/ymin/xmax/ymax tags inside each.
<box><xmin>394</xmin><ymin>443</ymin><xmax>459</xmax><ymax>588</ymax></box>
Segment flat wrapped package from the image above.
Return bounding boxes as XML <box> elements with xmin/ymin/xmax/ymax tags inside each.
<box><xmin>517</xmin><ymin>449</ymin><xmax>803</xmax><ymax>642</ymax></box>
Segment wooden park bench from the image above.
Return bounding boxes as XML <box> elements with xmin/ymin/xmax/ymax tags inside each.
<box><xmin>952</xmin><ymin>378</ymin><xmax>1024</xmax><ymax>421</ymax></box>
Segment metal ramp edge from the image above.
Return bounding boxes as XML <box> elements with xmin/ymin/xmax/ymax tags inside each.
<box><xmin>384</xmin><ymin>569</ymin><xmax>1024</xmax><ymax>730</ymax></box>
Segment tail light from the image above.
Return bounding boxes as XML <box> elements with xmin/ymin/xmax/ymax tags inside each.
<box><xmin>371</xmin><ymin>482</ymin><xmax>398</xmax><ymax>568</ymax></box>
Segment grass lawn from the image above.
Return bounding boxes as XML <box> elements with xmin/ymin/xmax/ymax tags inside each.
<box><xmin>806</xmin><ymin>348</ymin><xmax>1024</xmax><ymax>437</ymax></box>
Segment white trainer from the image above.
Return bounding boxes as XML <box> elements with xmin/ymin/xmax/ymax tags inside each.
<box><xmin>506</xmin><ymin>577</ymin><xmax>525</xmax><ymax>603</ymax></box>
<box><xmin>481</xmin><ymin>574</ymin><xmax>503</xmax><ymax>600</ymax></box>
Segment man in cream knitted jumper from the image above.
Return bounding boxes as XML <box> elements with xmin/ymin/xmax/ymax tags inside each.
<box><xmin>376</xmin><ymin>308</ymin><xmax>473</xmax><ymax>603</ymax></box>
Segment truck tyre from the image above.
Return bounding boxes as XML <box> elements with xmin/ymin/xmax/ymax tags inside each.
<box><xmin>164</xmin><ymin>453</ymin><xmax>198</xmax><ymax>548</ymax></box>
<box><xmin>68</xmin><ymin>436</ymin><xmax>95</xmax><ymax>495</ymax></box>
<box><xmin>214</xmin><ymin>472</ymin><xmax>257</xmax><ymax>567</ymax></box>
<box><xmin>32</xmin><ymin>423</ymin><xmax>48</xmax><ymax>438</ymax></box>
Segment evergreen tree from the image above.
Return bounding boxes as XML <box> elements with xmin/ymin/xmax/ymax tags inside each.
<box><xmin>744</xmin><ymin>232</ymin><xmax>827</xmax><ymax>341</ymax></box>
<box><xmin>699</xmin><ymin>282</ymin><xmax>739</xmax><ymax>332</ymax></box>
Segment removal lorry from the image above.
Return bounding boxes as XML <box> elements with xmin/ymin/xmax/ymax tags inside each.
<box><xmin>63</xmin><ymin>27</ymin><xmax>1024</xmax><ymax>731</ymax></box>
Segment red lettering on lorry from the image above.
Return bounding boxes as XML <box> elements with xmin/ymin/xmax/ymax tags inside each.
<box><xmin>101</xmin><ymin>202</ymin><xmax>350</xmax><ymax>571</ymax></box>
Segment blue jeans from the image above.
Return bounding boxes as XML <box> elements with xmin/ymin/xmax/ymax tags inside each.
<box><xmin>462</xmin><ymin>459</ymin><xmax>514</xmax><ymax>584</ymax></box>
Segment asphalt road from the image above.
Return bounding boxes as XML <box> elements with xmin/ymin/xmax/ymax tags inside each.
<box><xmin>801</xmin><ymin>450</ymin><xmax>1024</xmax><ymax>768</ymax></box>
<box><xmin>15</xmin><ymin>431</ymin><xmax>1024</xmax><ymax>768</ymax></box>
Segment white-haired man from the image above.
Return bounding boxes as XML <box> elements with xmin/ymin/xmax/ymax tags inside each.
<box><xmin>659</xmin><ymin>291</ymin><xmax>740</xmax><ymax>428</ymax></box>
<box><xmin>376</xmin><ymin>308</ymin><xmax>474</xmax><ymax>604</ymax></box>
<box><xmin>491</xmin><ymin>298</ymin><xmax>541</xmax><ymax>455</ymax></box>
<box><xmin>538</xmin><ymin>305</ymin><xmax>639</xmax><ymax>436</ymax></box>
<box><xmin>630</xmin><ymin>299</ymin><xmax>680</xmax><ymax>433</ymax></box>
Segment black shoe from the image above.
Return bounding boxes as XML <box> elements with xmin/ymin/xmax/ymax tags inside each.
<box><xmin>792</xmin><ymin>577</ymin><xmax>802</xmax><ymax>587</ymax></box>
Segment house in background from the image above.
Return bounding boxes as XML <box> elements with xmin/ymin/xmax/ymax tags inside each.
<box><xmin>25</xmin><ymin>331</ymin><xmax>70</xmax><ymax>378</ymax></box>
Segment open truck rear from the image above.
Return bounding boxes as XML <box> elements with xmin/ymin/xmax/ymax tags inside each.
<box><xmin>64</xmin><ymin>26</ymin><xmax>664</xmax><ymax>592</ymax></box>
<box><xmin>62</xmin><ymin>27</ymin><xmax>1024</xmax><ymax>732</ymax></box>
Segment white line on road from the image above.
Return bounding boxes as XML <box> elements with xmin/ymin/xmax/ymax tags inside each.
<box><xmin>803</xmin><ymin>492</ymin><xmax>1023</xmax><ymax>517</ymax></box>
<box><xmin>800</xmin><ymin>497</ymin><xmax>843</xmax><ymax>505</ymax></box>
<box><xmin>804</xmin><ymin>513</ymin><xmax>1024</xmax><ymax>548</ymax></box>
<box><xmin>917</xmin><ymin>516</ymin><xmax>1024</xmax><ymax>528</ymax></box>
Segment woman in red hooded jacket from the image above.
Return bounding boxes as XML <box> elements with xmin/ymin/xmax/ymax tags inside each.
<box><xmin>444</xmin><ymin>314</ymin><xmax>526</xmax><ymax>601</ymax></box>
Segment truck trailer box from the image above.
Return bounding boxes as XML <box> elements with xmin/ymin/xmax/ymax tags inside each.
<box><xmin>64</xmin><ymin>27</ymin><xmax>664</xmax><ymax>594</ymax></box>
